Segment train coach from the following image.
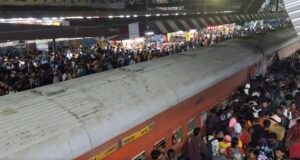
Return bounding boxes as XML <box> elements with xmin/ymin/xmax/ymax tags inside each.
<box><xmin>0</xmin><ymin>28</ymin><xmax>299</xmax><ymax>160</ymax></box>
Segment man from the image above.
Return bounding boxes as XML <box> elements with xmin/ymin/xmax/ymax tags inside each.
<box><xmin>249</xmin><ymin>118</ymin><xmax>268</xmax><ymax>148</ymax></box>
<box><xmin>206</xmin><ymin>110</ymin><xmax>219</xmax><ymax>135</ymax></box>
<box><xmin>204</xmin><ymin>130</ymin><xmax>220</xmax><ymax>159</ymax></box>
<box><xmin>184</xmin><ymin>127</ymin><xmax>208</xmax><ymax>160</ymax></box>
<box><xmin>274</xmin><ymin>147</ymin><xmax>288</xmax><ymax>160</ymax></box>
<box><xmin>276</xmin><ymin>106</ymin><xmax>290</xmax><ymax>129</ymax></box>
<box><xmin>260</xmin><ymin>98</ymin><xmax>273</xmax><ymax>116</ymax></box>
<box><xmin>167</xmin><ymin>149</ymin><xmax>175</xmax><ymax>160</ymax></box>
<box><xmin>151</xmin><ymin>150</ymin><xmax>161</xmax><ymax>160</ymax></box>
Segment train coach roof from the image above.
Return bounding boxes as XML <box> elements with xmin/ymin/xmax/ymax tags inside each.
<box><xmin>227</xmin><ymin>27</ymin><xmax>299</xmax><ymax>56</ymax></box>
<box><xmin>0</xmin><ymin>28</ymin><xmax>297</xmax><ymax>159</ymax></box>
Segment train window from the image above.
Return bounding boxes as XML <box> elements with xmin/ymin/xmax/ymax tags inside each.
<box><xmin>153</xmin><ymin>137</ymin><xmax>167</xmax><ymax>153</ymax></box>
<box><xmin>172</xmin><ymin>127</ymin><xmax>183</xmax><ymax>146</ymax></box>
<box><xmin>187</xmin><ymin>117</ymin><xmax>197</xmax><ymax>135</ymax></box>
<box><xmin>131</xmin><ymin>151</ymin><xmax>146</xmax><ymax>160</ymax></box>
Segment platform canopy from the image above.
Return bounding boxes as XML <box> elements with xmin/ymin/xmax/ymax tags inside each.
<box><xmin>283</xmin><ymin>0</ymin><xmax>300</xmax><ymax>36</ymax></box>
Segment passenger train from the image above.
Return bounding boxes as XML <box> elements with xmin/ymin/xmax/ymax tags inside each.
<box><xmin>0</xmin><ymin>28</ymin><xmax>299</xmax><ymax>160</ymax></box>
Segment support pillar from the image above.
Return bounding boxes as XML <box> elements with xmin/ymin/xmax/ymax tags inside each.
<box><xmin>52</xmin><ymin>38</ymin><xmax>57</xmax><ymax>62</ymax></box>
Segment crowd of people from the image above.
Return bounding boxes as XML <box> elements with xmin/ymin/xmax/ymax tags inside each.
<box><xmin>150</xmin><ymin>55</ymin><xmax>300</xmax><ymax>160</ymax></box>
<box><xmin>0</xmin><ymin>23</ymin><xmax>285</xmax><ymax>96</ymax></box>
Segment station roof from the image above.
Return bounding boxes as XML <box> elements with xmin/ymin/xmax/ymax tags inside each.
<box><xmin>0</xmin><ymin>0</ymin><xmax>270</xmax><ymax>19</ymax></box>
<box><xmin>0</xmin><ymin>12</ymin><xmax>287</xmax><ymax>41</ymax></box>
<box><xmin>0</xmin><ymin>0</ymin><xmax>289</xmax><ymax>41</ymax></box>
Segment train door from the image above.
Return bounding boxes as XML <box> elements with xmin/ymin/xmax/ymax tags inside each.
<box><xmin>187</xmin><ymin>117</ymin><xmax>197</xmax><ymax>136</ymax></box>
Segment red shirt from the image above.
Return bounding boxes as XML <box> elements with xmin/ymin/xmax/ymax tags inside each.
<box><xmin>289</xmin><ymin>124</ymin><xmax>300</xmax><ymax>141</ymax></box>
<box><xmin>289</xmin><ymin>141</ymin><xmax>300</xmax><ymax>158</ymax></box>
<box><xmin>240</xmin><ymin>131</ymin><xmax>250</xmax><ymax>145</ymax></box>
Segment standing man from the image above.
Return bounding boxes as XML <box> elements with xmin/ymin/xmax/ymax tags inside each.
<box><xmin>184</xmin><ymin>127</ymin><xmax>208</xmax><ymax>160</ymax></box>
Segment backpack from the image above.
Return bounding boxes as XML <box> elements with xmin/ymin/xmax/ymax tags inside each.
<box><xmin>207</xmin><ymin>137</ymin><xmax>219</xmax><ymax>159</ymax></box>
<box><xmin>229</xmin><ymin>147</ymin><xmax>243</xmax><ymax>160</ymax></box>
<box><xmin>269</xmin><ymin>124</ymin><xmax>285</xmax><ymax>141</ymax></box>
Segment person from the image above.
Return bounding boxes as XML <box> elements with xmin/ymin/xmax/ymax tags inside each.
<box><xmin>167</xmin><ymin>149</ymin><xmax>175</xmax><ymax>160</ymax></box>
<box><xmin>206</xmin><ymin>110</ymin><xmax>220</xmax><ymax>135</ymax></box>
<box><xmin>233</xmin><ymin>121</ymin><xmax>242</xmax><ymax>135</ymax></box>
<box><xmin>260</xmin><ymin>98</ymin><xmax>272</xmax><ymax>116</ymax></box>
<box><xmin>219</xmin><ymin>107</ymin><xmax>233</xmax><ymax>132</ymax></box>
<box><xmin>215</xmin><ymin>130</ymin><xmax>225</xmax><ymax>142</ymax></box>
<box><xmin>151</xmin><ymin>150</ymin><xmax>161</xmax><ymax>160</ymax></box>
<box><xmin>290</xmin><ymin>102</ymin><xmax>298</xmax><ymax>119</ymax></box>
<box><xmin>268</xmin><ymin>132</ymin><xmax>280</xmax><ymax>150</ymax></box>
<box><xmin>287</xmin><ymin>119</ymin><xmax>300</xmax><ymax>143</ymax></box>
<box><xmin>289</xmin><ymin>112</ymin><xmax>300</xmax><ymax>128</ymax></box>
<box><xmin>289</xmin><ymin>140</ymin><xmax>300</xmax><ymax>159</ymax></box>
<box><xmin>275</xmin><ymin>147</ymin><xmax>288</xmax><ymax>160</ymax></box>
<box><xmin>282</xmin><ymin>102</ymin><xmax>293</xmax><ymax>121</ymax></box>
<box><xmin>219</xmin><ymin>135</ymin><xmax>232</xmax><ymax>150</ymax></box>
<box><xmin>176</xmin><ymin>155</ymin><xmax>185</xmax><ymax>160</ymax></box>
<box><xmin>269</xmin><ymin>115</ymin><xmax>286</xmax><ymax>142</ymax></box>
<box><xmin>204</xmin><ymin>130</ymin><xmax>220</xmax><ymax>159</ymax></box>
<box><xmin>258</xmin><ymin>111</ymin><xmax>269</xmax><ymax>127</ymax></box>
<box><xmin>184</xmin><ymin>127</ymin><xmax>208</xmax><ymax>160</ymax></box>
<box><xmin>249</xmin><ymin>118</ymin><xmax>267</xmax><ymax>148</ymax></box>
<box><xmin>212</xmin><ymin>148</ymin><xmax>227</xmax><ymax>160</ymax></box>
<box><xmin>239</xmin><ymin>127</ymin><xmax>250</xmax><ymax>149</ymax></box>
<box><xmin>263</xmin><ymin>119</ymin><xmax>271</xmax><ymax>133</ymax></box>
<box><xmin>226</xmin><ymin>137</ymin><xmax>244</xmax><ymax>160</ymax></box>
<box><xmin>219</xmin><ymin>135</ymin><xmax>242</xmax><ymax>150</ymax></box>
<box><xmin>277</xmin><ymin>106</ymin><xmax>290</xmax><ymax>130</ymax></box>
<box><xmin>229</xmin><ymin>114</ymin><xmax>238</xmax><ymax>128</ymax></box>
<box><xmin>246</xmin><ymin>149</ymin><xmax>258</xmax><ymax>160</ymax></box>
